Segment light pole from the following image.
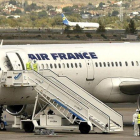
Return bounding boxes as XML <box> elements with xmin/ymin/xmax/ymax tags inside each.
<box><xmin>120</xmin><ymin>4</ymin><xmax>123</xmax><ymax>22</ymax></box>
<box><xmin>22</xmin><ymin>0</ymin><xmax>25</xmax><ymax>14</ymax></box>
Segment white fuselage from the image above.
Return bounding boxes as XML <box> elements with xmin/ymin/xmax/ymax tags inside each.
<box><xmin>68</xmin><ymin>21</ymin><xmax>99</xmax><ymax>28</ymax></box>
<box><xmin>0</xmin><ymin>43</ymin><xmax>139</xmax><ymax>105</ymax></box>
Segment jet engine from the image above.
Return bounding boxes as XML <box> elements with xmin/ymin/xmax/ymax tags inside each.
<box><xmin>6</xmin><ymin>104</ymin><xmax>45</xmax><ymax>116</ymax></box>
<box><xmin>94</xmin><ymin>78</ymin><xmax>139</xmax><ymax>103</ymax></box>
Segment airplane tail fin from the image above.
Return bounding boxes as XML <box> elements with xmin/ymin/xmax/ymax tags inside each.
<box><xmin>61</xmin><ymin>13</ymin><xmax>69</xmax><ymax>25</ymax></box>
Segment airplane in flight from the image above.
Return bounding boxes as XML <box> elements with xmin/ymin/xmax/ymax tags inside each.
<box><xmin>61</xmin><ymin>13</ymin><xmax>99</xmax><ymax>28</ymax></box>
<box><xmin>0</xmin><ymin>43</ymin><xmax>139</xmax><ymax>133</ymax></box>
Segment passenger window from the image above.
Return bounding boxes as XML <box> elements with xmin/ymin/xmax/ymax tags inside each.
<box><xmin>54</xmin><ymin>64</ymin><xmax>57</xmax><ymax>68</ymax></box>
<box><xmin>132</xmin><ymin>61</ymin><xmax>134</xmax><ymax>66</ymax></box>
<box><xmin>136</xmin><ymin>61</ymin><xmax>139</xmax><ymax>66</ymax></box>
<box><xmin>107</xmin><ymin>62</ymin><xmax>110</xmax><ymax>67</ymax></box>
<box><xmin>95</xmin><ymin>62</ymin><xmax>98</xmax><ymax>67</ymax></box>
<box><xmin>79</xmin><ymin>63</ymin><xmax>82</xmax><ymax>68</ymax></box>
<box><xmin>75</xmin><ymin>63</ymin><xmax>78</xmax><ymax>68</ymax></box>
<box><xmin>125</xmin><ymin>61</ymin><xmax>128</xmax><ymax>66</ymax></box>
<box><xmin>103</xmin><ymin>62</ymin><xmax>106</xmax><ymax>67</ymax></box>
<box><xmin>41</xmin><ymin>64</ymin><xmax>44</xmax><ymax>69</ymax></box>
<box><xmin>119</xmin><ymin>62</ymin><xmax>122</xmax><ymax>66</ymax></box>
<box><xmin>111</xmin><ymin>62</ymin><xmax>114</xmax><ymax>67</ymax></box>
<box><xmin>46</xmin><ymin>64</ymin><xmax>49</xmax><ymax>69</ymax></box>
<box><xmin>99</xmin><ymin>62</ymin><xmax>102</xmax><ymax>67</ymax></box>
<box><xmin>62</xmin><ymin>63</ymin><xmax>65</xmax><ymax>68</ymax></box>
<box><xmin>67</xmin><ymin>63</ymin><xmax>69</xmax><ymax>68</ymax></box>
<box><xmin>58</xmin><ymin>63</ymin><xmax>61</xmax><ymax>68</ymax></box>
<box><xmin>115</xmin><ymin>62</ymin><xmax>118</xmax><ymax>67</ymax></box>
<box><xmin>71</xmin><ymin>63</ymin><xmax>74</xmax><ymax>68</ymax></box>
<box><xmin>50</xmin><ymin>64</ymin><xmax>53</xmax><ymax>69</ymax></box>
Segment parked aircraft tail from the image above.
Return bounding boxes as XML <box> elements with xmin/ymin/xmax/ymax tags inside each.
<box><xmin>61</xmin><ymin>13</ymin><xmax>69</xmax><ymax>25</ymax></box>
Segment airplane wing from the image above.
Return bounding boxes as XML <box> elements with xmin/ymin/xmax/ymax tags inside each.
<box><xmin>120</xmin><ymin>81</ymin><xmax>140</xmax><ymax>95</ymax></box>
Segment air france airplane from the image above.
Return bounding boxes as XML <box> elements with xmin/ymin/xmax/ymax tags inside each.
<box><xmin>0</xmin><ymin>43</ymin><xmax>139</xmax><ymax>130</ymax></box>
<box><xmin>62</xmin><ymin>13</ymin><xmax>99</xmax><ymax>28</ymax></box>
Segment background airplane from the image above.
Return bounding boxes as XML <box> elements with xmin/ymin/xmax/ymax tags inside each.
<box><xmin>61</xmin><ymin>13</ymin><xmax>99</xmax><ymax>28</ymax></box>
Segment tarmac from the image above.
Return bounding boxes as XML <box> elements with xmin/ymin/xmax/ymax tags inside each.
<box><xmin>1</xmin><ymin>103</ymin><xmax>140</xmax><ymax>140</ymax></box>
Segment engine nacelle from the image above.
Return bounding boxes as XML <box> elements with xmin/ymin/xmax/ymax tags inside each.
<box><xmin>94</xmin><ymin>78</ymin><xmax>138</xmax><ymax>103</ymax></box>
<box><xmin>6</xmin><ymin>104</ymin><xmax>43</xmax><ymax>116</ymax></box>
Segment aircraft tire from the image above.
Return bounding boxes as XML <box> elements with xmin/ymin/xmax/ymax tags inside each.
<box><xmin>24</xmin><ymin>122</ymin><xmax>34</xmax><ymax>133</ymax></box>
<box><xmin>79</xmin><ymin>122</ymin><xmax>90</xmax><ymax>134</ymax></box>
<box><xmin>0</xmin><ymin>121</ymin><xmax>6</xmax><ymax>131</ymax></box>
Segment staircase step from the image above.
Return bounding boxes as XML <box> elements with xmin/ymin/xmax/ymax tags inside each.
<box><xmin>2</xmin><ymin>70</ymin><xmax>123</xmax><ymax>133</ymax></box>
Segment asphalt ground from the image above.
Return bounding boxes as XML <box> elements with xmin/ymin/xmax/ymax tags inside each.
<box><xmin>1</xmin><ymin>103</ymin><xmax>140</xmax><ymax>140</ymax></box>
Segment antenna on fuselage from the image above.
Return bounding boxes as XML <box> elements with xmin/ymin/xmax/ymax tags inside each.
<box><xmin>1</xmin><ymin>40</ymin><xmax>3</xmax><ymax>47</ymax></box>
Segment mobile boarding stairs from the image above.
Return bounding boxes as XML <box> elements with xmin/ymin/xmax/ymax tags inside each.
<box><xmin>1</xmin><ymin>70</ymin><xmax>123</xmax><ymax>134</ymax></box>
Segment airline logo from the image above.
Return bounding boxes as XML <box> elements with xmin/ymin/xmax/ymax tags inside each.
<box><xmin>28</xmin><ymin>52</ymin><xmax>98</xmax><ymax>60</ymax></box>
<box><xmin>14</xmin><ymin>73</ymin><xmax>22</xmax><ymax>80</ymax></box>
<box><xmin>63</xmin><ymin>17</ymin><xmax>66</xmax><ymax>21</ymax></box>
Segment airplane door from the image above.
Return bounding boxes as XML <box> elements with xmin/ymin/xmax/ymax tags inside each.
<box><xmin>79</xmin><ymin>51</ymin><xmax>94</xmax><ymax>81</ymax></box>
<box><xmin>85</xmin><ymin>58</ymin><xmax>94</xmax><ymax>81</ymax></box>
<box><xmin>6</xmin><ymin>52</ymin><xmax>25</xmax><ymax>70</ymax></box>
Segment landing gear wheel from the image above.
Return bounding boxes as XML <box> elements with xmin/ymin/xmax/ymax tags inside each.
<box><xmin>24</xmin><ymin>122</ymin><xmax>34</xmax><ymax>133</ymax></box>
<box><xmin>0</xmin><ymin>121</ymin><xmax>6</xmax><ymax>131</ymax></box>
<box><xmin>79</xmin><ymin>122</ymin><xmax>90</xmax><ymax>134</ymax></box>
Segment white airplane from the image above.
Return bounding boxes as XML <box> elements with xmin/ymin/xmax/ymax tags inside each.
<box><xmin>61</xmin><ymin>13</ymin><xmax>99</xmax><ymax>28</ymax></box>
<box><xmin>0</xmin><ymin>43</ymin><xmax>139</xmax><ymax>132</ymax></box>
